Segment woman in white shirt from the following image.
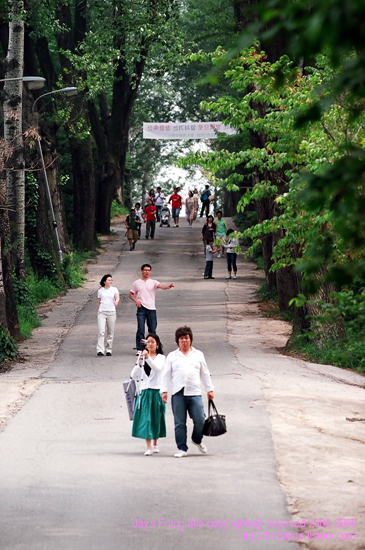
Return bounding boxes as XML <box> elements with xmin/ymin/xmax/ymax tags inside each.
<box><xmin>97</xmin><ymin>274</ymin><xmax>119</xmax><ymax>356</ymax></box>
<box><xmin>131</xmin><ymin>333</ymin><xmax>166</xmax><ymax>455</ymax></box>
<box><xmin>223</xmin><ymin>228</ymin><xmax>239</xmax><ymax>279</ymax></box>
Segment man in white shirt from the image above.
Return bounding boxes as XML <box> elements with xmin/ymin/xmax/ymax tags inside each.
<box><xmin>155</xmin><ymin>186</ymin><xmax>165</xmax><ymax>222</ymax></box>
<box><xmin>129</xmin><ymin>263</ymin><xmax>174</xmax><ymax>350</ymax></box>
<box><xmin>161</xmin><ymin>326</ymin><xmax>214</xmax><ymax>458</ymax></box>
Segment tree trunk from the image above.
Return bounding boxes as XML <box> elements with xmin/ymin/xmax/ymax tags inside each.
<box><xmin>56</xmin><ymin>2</ymin><xmax>96</xmax><ymax>249</ymax></box>
<box><xmin>4</xmin><ymin>0</ymin><xmax>25</xmax><ymax>281</ymax></box>
<box><xmin>69</xmin><ymin>129</ymin><xmax>96</xmax><ymax>250</ymax></box>
<box><xmin>0</xmin><ymin>169</ymin><xmax>20</xmax><ymax>339</ymax></box>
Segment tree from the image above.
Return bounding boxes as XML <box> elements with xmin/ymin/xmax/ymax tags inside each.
<box><xmin>3</xmin><ymin>0</ymin><xmax>25</xmax><ymax>280</ymax></box>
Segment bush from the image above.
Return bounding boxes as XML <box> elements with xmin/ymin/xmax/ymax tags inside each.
<box><xmin>62</xmin><ymin>251</ymin><xmax>90</xmax><ymax>288</ymax></box>
<box><xmin>111</xmin><ymin>200</ymin><xmax>128</xmax><ymax>218</ymax></box>
<box><xmin>0</xmin><ymin>325</ymin><xmax>18</xmax><ymax>364</ymax></box>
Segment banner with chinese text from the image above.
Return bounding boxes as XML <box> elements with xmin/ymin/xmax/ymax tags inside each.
<box><xmin>143</xmin><ymin>122</ymin><xmax>236</xmax><ymax>139</ymax></box>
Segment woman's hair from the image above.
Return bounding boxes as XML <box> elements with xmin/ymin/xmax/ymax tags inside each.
<box><xmin>175</xmin><ymin>325</ymin><xmax>193</xmax><ymax>345</ymax></box>
<box><xmin>146</xmin><ymin>333</ymin><xmax>164</xmax><ymax>355</ymax></box>
<box><xmin>100</xmin><ymin>274</ymin><xmax>112</xmax><ymax>287</ymax></box>
<box><xmin>207</xmin><ymin>215</ymin><xmax>214</xmax><ymax>221</ymax></box>
<box><xmin>188</xmin><ymin>190</ymin><xmax>193</xmax><ymax>197</ymax></box>
<box><xmin>227</xmin><ymin>228</ymin><xmax>234</xmax><ymax>236</ymax></box>
<box><xmin>135</xmin><ymin>202</ymin><xmax>140</xmax><ymax>208</ymax></box>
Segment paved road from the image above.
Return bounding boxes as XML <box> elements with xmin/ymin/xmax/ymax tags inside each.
<box><xmin>0</xmin><ymin>220</ymin><xmax>302</xmax><ymax>550</ymax></box>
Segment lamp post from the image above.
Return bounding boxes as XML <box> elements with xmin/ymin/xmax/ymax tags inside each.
<box><xmin>0</xmin><ymin>75</ymin><xmax>46</xmax><ymax>88</ymax></box>
<box><xmin>32</xmin><ymin>87</ymin><xmax>77</xmax><ymax>263</ymax></box>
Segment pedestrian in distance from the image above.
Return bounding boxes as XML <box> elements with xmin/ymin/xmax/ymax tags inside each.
<box><xmin>215</xmin><ymin>210</ymin><xmax>228</xmax><ymax>258</ymax></box>
<box><xmin>144</xmin><ymin>199</ymin><xmax>157</xmax><ymax>239</ymax></box>
<box><xmin>161</xmin><ymin>326</ymin><xmax>214</xmax><ymax>458</ymax></box>
<box><xmin>204</xmin><ymin>238</ymin><xmax>220</xmax><ymax>279</ymax></box>
<box><xmin>201</xmin><ymin>214</ymin><xmax>216</xmax><ymax>255</ymax></box>
<box><xmin>146</xmin><ymin>188</ymin><xmax>156</xmax><ymax>204</ymax></box>
<box><xmin>199</xmin><ymin>184</ymin><xmax>211</xmax><ymax>218</ymax></box>
<box><xmin>135</xmin><ymin>202</ymin><xmax>144</xmax><ymax>239</ymax></box>
<box><xmin>129</xmin><ymin>264</ymin><xmax>175</xmax><ymax>350</ymax></box>
<box><xmin>155</xmin><ymin>186</ymin><xmax>165</xmax><ymax>222</ymax></box>
<box><xmin>97</xmin><ymin>274</ymin><xmax>120</xmax><ymax>356</ymax></box>
<box><xmin>223</xmin><ymin>228</ymin><xmax>239</xmax><ymax>279</ymax></box>
<box><xmin>125</xmin><ymin>208</ymin><xmax>141</xmax><ymax>250</ymax></box>
<box><xmin>167</xmin><ymin>187</ymin><xmax>183</xmax><ymax>227</ymax></box>
<box><xmin>185</xmin><ymin>190</ymin><xmax>198</xmax><ymax>227</ymax></box>
<box><xmin>131</xmin><ymin>333</ymin><xmax>166</xmax><ymax>456</ymax></box>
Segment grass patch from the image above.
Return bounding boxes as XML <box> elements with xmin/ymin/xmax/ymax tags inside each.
<box><xmin>258</xmin><ymin>280</ymin><xmax>278</xmax><ymax>302</ymax></box>
<box><xmin>13</xmin><ymin>248</ymin><xmax>96</xmax><ymax>340</ymax></box>
<box><xmin>289</xmin><ymin>334</ymin><xmax>365</xmax><ymax>373</ymax></box>
<box><xmin>111</xmin><ymin>200</ymin><xmax>129</xmax><ymax>218</ymax></box>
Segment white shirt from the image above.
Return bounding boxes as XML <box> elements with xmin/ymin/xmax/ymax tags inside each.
<box><xmin>130</xmin><ymin>278</ymin><xmax>159</xmax><ymax>310</ymax></box>
<box><xmin>131</xmin><ymin>354</ymin><xmax>165</xmax><ymax>390</ymax></box>
<box><xmin>98</xmin><ymin>286</ymin><xmax>119</xmax><ymax>311</ymax></box>
<box><xmin>160</xmin><ymin>347</ymin><xmax>214</xmax><ymax>396</ymax></box>
<box><xmin>225</xmin><ymin>237</ymin><xmax>239</xmax><ymax>253</ymax></box>
<box><xmin>155</xmin><ymin>192</ymin><xmax>165</xmax><ymax>206</ymax></box>
<box><xmin>136</xmin><ymin>208</ymin><xmax>144</xmax><ymax>222</ymax></box>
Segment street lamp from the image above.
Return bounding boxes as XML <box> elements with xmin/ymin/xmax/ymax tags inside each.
<box><xmin>32</xmin><ymin>87</ymin><xmax>77</xmax><ymax>263</ymax></box>
<box><xmin>0</xmin><ymin>76</ymin><xmax>46</xmax><ymax>89</ymax></box>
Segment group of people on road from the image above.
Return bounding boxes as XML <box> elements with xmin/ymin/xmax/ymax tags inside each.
<box><xmin>201</xmin><ymin>211</ymin><xmax>239</xmax><ymax>280</ymax></box>
<box><xmin>125</xmin><ymin>184</ymin><xmax>218</xmax><ymax>248</ymax></box>
<box><xmin>96</xmin><ymin>263</ymin><xmax>214</xmax><ymax>459</ymax></box>
<box><xmin>97</xmin><ymin>184</ymin><xmax>239</xmax><ymax>457</ymax></box>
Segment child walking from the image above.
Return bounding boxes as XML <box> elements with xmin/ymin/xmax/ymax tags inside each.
<box><xmin>204</xmin><ymin>238</ymin><xmax>220</xmax><ymax>279</ymax></box>
<box><xmin>131</xmin><ymin>333</ymin><xmax>166</xmax><ymax>455</ymax></box>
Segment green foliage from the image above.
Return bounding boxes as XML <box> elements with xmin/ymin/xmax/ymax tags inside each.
<box><xmin>26</xmin><ymin>273</ymin><xmax>61</xmax><ymax>305</ymax></box>
<box><xmin>258</xmin><ymin>280</ymin><xmax>278</xmax><ymax>302</ymax></box>
<box><xmin>25</xmin><ymin>173</ymin><xmax>59</xmax><ymax>281</ymax></box>
<box><xmin>110</xmin><ymin>200</ymin><xmax>129</xmax><ymax>218</ymax></box>
<box><xmin>11</xmin><ymin>276</ymin><xmax>41</xmax><ymax>339</ymax></box>
<box><xmin>61</xmin><ymin>251</ymin><xmax>91</xmax><ymax>288</ymax></box>
<box><xmin>0</xmin><ymin>325</ymin><xmax>19</xmax><ymax>365</ymax></box>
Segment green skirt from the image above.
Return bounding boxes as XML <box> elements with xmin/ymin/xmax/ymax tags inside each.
<box><xmin>132</xmin><ymin>388</ymin><xmax>166</xmax><ymax>440</ymax></box>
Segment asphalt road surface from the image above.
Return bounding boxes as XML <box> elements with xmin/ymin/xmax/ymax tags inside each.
<box><xmin>0</xmin><ymin>220</ymin><xmax>304</xmax><ymax>550</ymax></box>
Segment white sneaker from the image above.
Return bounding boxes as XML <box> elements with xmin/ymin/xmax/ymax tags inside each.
<box><xmin>174</xmin><ymin>450</ymin><xmax>188</xmax><ymax>458</ymax></box>
<box><xmin>217</xmin><ymin>254</ymin><xmax>221</xmax><ymax>258</ymax></box>
<box><xmin>192</xmin><ymin>441</ymin><xmax>207</xmax><ymax>454</ymax></box>
<box><xmin>226</xmin><ymin>275</ymin><xmax>231</xmax><ymax>279</ymax></box>
<box><xmin>233</xmin><ymin>275</ymin><xmax>237</xmax><ymax>279</ymax></box>
<box><xmin>144</xmin><ymin>449</ymin><xmax>153</xmax><ymax>456</ymax></box>
<box><xmin>153</xmin><ymin>445</ymin><xmax>159</xmax><ymax>453</ymax></box>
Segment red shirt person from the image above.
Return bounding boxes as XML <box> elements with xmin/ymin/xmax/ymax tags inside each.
<box><xmin>144</xmin><ymin>199</ymin><xmax>157</xmax><ymax>239</ymax></box>
<box><xmin>168</xmin><ymin>187</ymin><xmax>183</xmax><ymax>227</ymax></box>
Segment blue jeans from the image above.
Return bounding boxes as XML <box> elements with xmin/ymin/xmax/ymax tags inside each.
<box><xmin>136</xmin><ymin>306</ymin><xmax>157</xmax><ymax>349</ymax></box>
<box><xmin>171</xmin><ymin>389</ymin><xmax>205</xmax><ymax>451</ymax></box>
<box><xmin>204</xmin><ymin>260</ymin><xmax>213</xmax><ymax>278</ymax></box>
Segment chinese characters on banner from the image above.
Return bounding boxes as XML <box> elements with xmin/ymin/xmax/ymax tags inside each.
<box><xmin>143</xmin><ymin>122</ymin><xmax>236</xmax><ymax>140</ymax></box>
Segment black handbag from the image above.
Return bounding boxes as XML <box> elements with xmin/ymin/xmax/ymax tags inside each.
<box><xmin>202</xmin><ymin>399</ymin><xmax>227</xmax><ymax>437</ymax></box>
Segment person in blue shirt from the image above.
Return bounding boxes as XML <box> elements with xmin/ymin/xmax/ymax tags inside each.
<box><xmin>199</xmin><ymin>185</ymin><xmax>211</xmax><ymax>218</ymax></box>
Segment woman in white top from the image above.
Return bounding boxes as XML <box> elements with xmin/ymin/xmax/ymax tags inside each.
<box><xmin>97</xmin><ymin>274</ymin><xmax>119</xmax><ymax>356</ymax></box>
<box><xmin>131</xmin><ymin>333</ymin><xmax>166</xmax><ymax>455</ymax></box>
<box><xmin>223</xmin><ymin>228</ymin><xmax>239</xmax><ymax>279</ymax></box>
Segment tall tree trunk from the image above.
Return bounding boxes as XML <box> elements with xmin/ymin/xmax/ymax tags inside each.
<box><xmin>56</xmin><ymin>2</ymin><xmax>96</xmax><ymax>249</ymax></box>
<box><xmin>4</xmin><ymin>0</ymin><xmax>25</xmax><ymax>281</ymax></box>
<box><xmin>0</xmin><ymin>168</ymin><xmax>20</xmax><ymax>338</ymax></box>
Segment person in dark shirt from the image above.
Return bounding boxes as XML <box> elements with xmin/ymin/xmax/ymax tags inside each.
<box><xmin>125</xmin><ymin>208</ymin><xmax>141</xmax><ymax>250</ymax></box>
